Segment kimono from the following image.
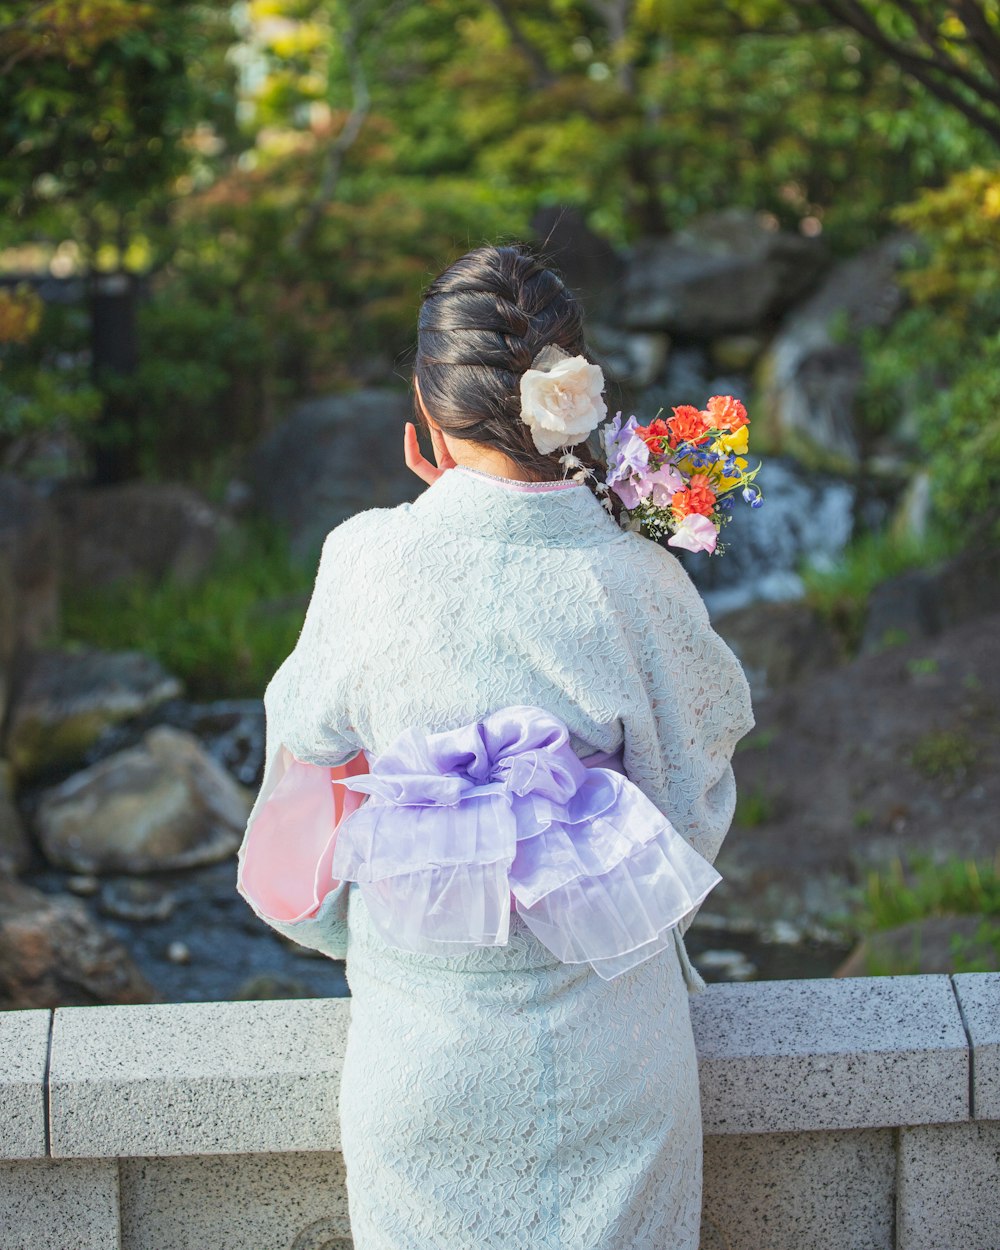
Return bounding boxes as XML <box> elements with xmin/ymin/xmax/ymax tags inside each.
<box><xmin>236</xmin><ymin>463</ymin><xmax>755</xmax><ymax>1250</ymax></box>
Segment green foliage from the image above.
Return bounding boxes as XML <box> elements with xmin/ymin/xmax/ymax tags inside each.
<box><xmin>0</xmin><ymin>295</ymin><xmax>100</xmax><ymax>470</ymax></box>
<box><xmin>98</xmin><ymin>279</ymin><xmax>275</xmax><ymax>481</ymax></box>
<box><xmin>856</xmin><ymin>852</ymin><xmax>1000</xmax><ymax>928</ymax></box>
<box><xmin>0</xmin><ymin>0</ymin><xmax>239</xmax><ymax>260</ymax></box>
<box><xmin>60</xmin><ymin>519</ymin><xmax>316</xmax><ymax>699</ymax></box>
<box><xmin>858</xmin><ymin>165</ymin><xmax>1000</xmax><ymax>545</ymax></box>
<box><xmin>734</xmin><ymin>785</ymin><xmax>775</xmax><ymax>827</ymax></box>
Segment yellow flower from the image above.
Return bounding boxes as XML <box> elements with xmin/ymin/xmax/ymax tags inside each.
<box><xmin>713</xmin><ymin>426</ymin><xmax>749</xmax><ymax>456</ymax></box>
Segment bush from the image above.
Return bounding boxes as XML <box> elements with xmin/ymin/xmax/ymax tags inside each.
<box><xmin>858</xmin><ymin>165</ymin><xmax>1000</xmax><ymax>545</ymax></box>
<box><xmin>60</xmin><ymin>518</ymin><xmax>316</xmax><ymax>699</ymax></box>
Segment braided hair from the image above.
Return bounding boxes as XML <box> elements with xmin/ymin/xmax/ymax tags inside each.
<box><xmin>413</xmin><ymin>242</ymin><xmax>622</xmax><ymax>521</ymax></box>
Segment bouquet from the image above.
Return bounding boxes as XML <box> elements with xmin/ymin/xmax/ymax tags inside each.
<box><xmin>598</xmin><ymin>395</ymin><xmax>763</xmax><ymax>555</ymax></box>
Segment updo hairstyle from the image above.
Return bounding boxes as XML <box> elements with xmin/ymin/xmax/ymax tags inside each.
<box><xmin>413</xmin><ymin>242</ymin><xmax>618</xmax><ymax>515</ymax></box>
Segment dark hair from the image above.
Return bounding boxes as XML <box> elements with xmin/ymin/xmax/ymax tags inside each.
<box><xmin>413</xmin><ymin>242</ymin><xmax>621</xmax><ymax>519</ymax></box>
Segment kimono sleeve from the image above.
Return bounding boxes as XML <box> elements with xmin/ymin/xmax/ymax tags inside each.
<box><xmin>235</xmin><ymin>524</ymin><xmax>366</xmax><ymax>959</ymax></box>
<box><xmin>618</xmin><ymin>540</ymin><xmax>755</xmax><ymax>933</ymax></box>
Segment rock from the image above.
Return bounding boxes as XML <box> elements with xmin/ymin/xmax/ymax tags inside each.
<box><xmin>713</xmin><ymin>600</ymin><xmax>843</xmax><ymax>698</ymax></box>
<box><xmin>834</xmin><ymin>914</ymin><xmax>1000</xmax><ymax>977</ymax></box>
<box><xmin>698</xmin><ymin>949</ymin><xmax>758</xmax><ymax>980</ymax></box>
<box><xmin>530</xmin><ymin>206</ymin><xmax>627</xmax><ymax>321</ymax></box>
<box><xmin>0</xmin><ymin>759</ymin><xmax>31</xmax><ymax>874</ymax></box>
<box><xmin>5</xmin><ymin>647</ymin><xmax>182</xmax><ymax>781</ymax></box>
<box><xmin>860</xmin><ymin>542</ymin><xmax>1000</xmax><ymax>654</ymax></box>
<box><xmin>588</xmin><ymin>324</ymin><xmax>670</xmax><ymax>388</ymax></box>
<box><xmin>754</xmin><ymin>232</ymin><xmax>914</xmax><ymax>472</ymax></box>
<box><xmin>98</xmin><ymin>877</ymin><xmax>176</xmax><ymax>922</ymax></box>
<box><xmin>166</xmin><ymin>940</ymin><xmax>190</xmax><ymax>964</ymax></box>
<box><xmin>52</xmin><ymin>480</ymin><xmax>231</xmax><ymax>590</ymax></box>
<box><xmin>0</xmin><ymin>551</ymin><xmax>15</xmax><ymax>728</ymax></box>
<box><xmin>711</xmin><ymin>334</ymin><xmax>768</xmax><ymax>373</ymax></box>
<box><xmin>34</xmin><ymin>725</ymin><xmax>252</xmax><ymax>874</ymax></box>
<box><xmin>247</xmin><ymin>388</ymin><xmax>421</xmax><ymax>558</ymax></box>
<box><xmin>0</xmin><ymin>876</ymin><xmax>159</xmax><ymax>1009</ymax></box>
<box><xmin>0</xmin><ymin>472</ymin><xmax>59</xmax><ymax>660</ymax></box>
<box><xmin>691</xmin><ymin>456</ymin><xmax>856</xmax><ymax>617</ymax></box>
<box><xmin>623</xmin><ymin>209</ymin><xmax>829</xmax><ymax>337</ymax></box>
<box><xmin>235</xmin><ymin>973</ymin><xmax>313</xmax><ymax>1000</ymax></box>
<box><xmin>66</xmin><ymin>874</ymin><xmax>100</xmax><ymax>896</ymax></box>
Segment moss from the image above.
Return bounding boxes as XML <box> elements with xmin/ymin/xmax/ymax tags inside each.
<box><xmin>909</xmin><ymin>728</ymin><xmax>979</xmax><ymax>784</ymax></box>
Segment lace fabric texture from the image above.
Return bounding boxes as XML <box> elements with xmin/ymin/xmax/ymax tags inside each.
<box><xmin>237</xmin><ymin>466</ymin><xmax>754</xmax><ymax>940</ymax></box>
<box><xmin>340</xmin><ymin>883</ymin><xmax>705</xmax><ymax>1250</ymax></box>
<box><xmin>235</xmin><ymin>466</ymin><xmax>755</xmax><ymax>1249</ymax></box>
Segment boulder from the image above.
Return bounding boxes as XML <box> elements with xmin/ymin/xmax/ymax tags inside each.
<box><xmin>834</xmin><ymin>914</ymin><xmax>1000</xmax><ymax>977</ymax></box>
<box><xmin>247</xmin><ymin>388</ymin><xmax>421</xmax><ymax>558</ymax></box>
<box><xmin>860</xmin><ymin>542</ymin><xmax>1000</xmax><ymax>654</ymax></box>
<box><xmin>623</xmin><ymin>209</ymin><xmax>829</xmax><ymax>337</ymax></box>
<box><xmin>52</xmin><ymin>480</ymin><xmax>231</xmax><ymax>590</ymax></box>
<box><xmin>588</xmin><ymin>323</ymin><xmax>671</xmax><ymax>388</ymax></box>
<box><xmin>34</xmin><ymin>725</ymin><xmax>251</xmax><ymax>874</ymax></box>
<box><xmin>0</xmin><ymin>473</ymin><xmax>60</xmax><ymax>652</ymax></box>
<box><xmin>0</xmin><ymin>549</ymin><xmax>15</xmax><ymax>728</ymax></box>
<box><xmin>754</xmin><ymin>232</ymin><xmax>914</xmax><ymax>471</ymax></box>
<box><xmin>0</xmin><ymin>876</ymin><xmax>159</xmax><ymax>1009</ymax></box>
<box><xmin>0</xmin><ymin>759</ymin><xmax>31</xmax><ymax>875</ymax></box>
<box><xmin>530</xmin><ymin>206</ymin><xmax>627</xmax><ymax>321</ymax></box>
<box><xmin>4</xmin><ymin>647</ymin><xmax>182</xmax><ymax>781</ymax></box>
<box><xmin>713</xmin><ymin>600</ymin><xmax>843</xmax><ymax>699</ymax></box>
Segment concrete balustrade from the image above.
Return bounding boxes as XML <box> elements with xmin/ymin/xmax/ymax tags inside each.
<box><xmin>1</xmin><ymin>971</ymin><xmax>998</xmax><ymax>1250</ymax></box>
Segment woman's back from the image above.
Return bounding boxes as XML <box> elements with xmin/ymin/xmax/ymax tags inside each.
<box><xmin>266</xmin><ymin>463</ymin><xmax>753</xmax><ymax>872</ymax></box>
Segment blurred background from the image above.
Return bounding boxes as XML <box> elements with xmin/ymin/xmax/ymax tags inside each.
<box><xmin>1</xmin><ymin>0</ymin><xmax>998</xmax><ymax>1011</ymax></box>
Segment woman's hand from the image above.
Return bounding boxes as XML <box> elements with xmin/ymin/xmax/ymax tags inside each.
<box><xmin>404</xmin><ymin>421</ymin><xmax>457</xmax><ymax>486</ymax></box>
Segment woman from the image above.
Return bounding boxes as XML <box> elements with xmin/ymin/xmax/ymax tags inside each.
<box><xmin>236</xmin><ymin>242</ymin><xmax>755</xmax><ymax>1249</ymax></box>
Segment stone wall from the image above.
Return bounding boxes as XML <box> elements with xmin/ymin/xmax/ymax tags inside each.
<box><xmin>2</xmin><ymin>971</ymin><xmax>998</xmax><ymax>1249</ymax></box>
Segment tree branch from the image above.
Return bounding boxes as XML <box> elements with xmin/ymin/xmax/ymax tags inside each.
<box><xmin>809</xmin><ymin>0</ymin><xmax>1000</xmax><ymax>145</ymax></box>
<box><xmin>485</xmin><ymin>0</ymin><xmax>555</xmax><ymax>89</ymax></box>
<box><xmin>287</xmin><ymin>0</ymin><xmax>372</xmax><ymax>253</ymax></box>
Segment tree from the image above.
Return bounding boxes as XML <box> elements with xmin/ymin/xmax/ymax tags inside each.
<box><xmin>803</xmin><ymin>1</ymin><xmax>1000</xmax><ymax>148</ymax></box>
<box><xmin>0</xmin><ymin>0</ymin><xmax>240</xmax><ymax>479</ymax></box>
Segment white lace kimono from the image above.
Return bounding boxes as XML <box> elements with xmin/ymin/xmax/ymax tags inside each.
<box><xmin>235</xmin><ymin>464</ymin><xmax>755</xmax><ymax>1250</ymax></box>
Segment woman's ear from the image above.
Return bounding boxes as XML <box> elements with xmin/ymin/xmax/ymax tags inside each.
<box><xmin>413</xmin><ymin>374</ymin><xmax>440</xmax><ymax>434</ymax></box>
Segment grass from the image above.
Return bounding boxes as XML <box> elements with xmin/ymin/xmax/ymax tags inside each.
<box><xmin>849</xmin><ymin>850</ymin><xmax>1000</xmax><ymax>929</ymax></box>
<box><xmin>60</xmin><ymin>518</ymin><xmax>317</xmax><ymax>700</ymax></box>
<box><xmin>842</xmin><ymin>851</ymin><xmax>1000</xmax><ymax>974</ymax></box>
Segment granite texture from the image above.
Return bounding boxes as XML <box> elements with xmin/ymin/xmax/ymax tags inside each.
<box><xmin>0</xmin><ymin>1158</ymin><xmax>119</xmax><ymax>1249</ymax></box>
<box><xmin>702</xmin><ymin>1127</ymin><xmax>895</xmax><ymax>1250</ymax></box>
<box><xmin>118</xmin><ymin>1151</ymin><xmax>351</xmax><ymax>1250</ymax></box>
<box><xmin>897</xmin><ymin>1120</ymin><xmax>1000</xmax><ymax>1250</ymax></box>
<box><xmin>0</xmin><ymin>1009</ymin><xmax>50</xmax><ymax>1160</ymax></box>
<box><xmin>953</xmin><ymin>971</ymin><xmax>1000</xmax><ymax>1120</ymax></box>
<box><xmin>49</xmin><ymin>998</ymin><xmax>350</xmax><ymax>1158</ymax></box>
<box><xmin>690</xmin><ymin>974</ymin><xmax>969</xmax><ymax>1133</ymax></box>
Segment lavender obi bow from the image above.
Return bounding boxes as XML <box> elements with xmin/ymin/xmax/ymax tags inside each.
<box><xmin>330</xmin><ymin>705</ymin><xmax>721</xmax><ymax>981</ymax></box>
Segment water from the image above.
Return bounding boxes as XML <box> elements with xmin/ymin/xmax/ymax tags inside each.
<box><xmin>680</xmin><ymin>455</ymin><xmax>857</xmax><ymax>617</ymax></box>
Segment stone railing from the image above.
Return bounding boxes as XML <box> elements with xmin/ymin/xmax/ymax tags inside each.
<box><xmin>2</xmin><ymin>971</ymin><xmax>998</xmax><ymax>1250</ymax></box>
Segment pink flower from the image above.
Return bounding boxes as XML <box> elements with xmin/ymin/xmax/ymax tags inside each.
<box><xmin>667</xmin><ymin>513</ymin><xmax>718</xmax><ymax>554</ymax></box>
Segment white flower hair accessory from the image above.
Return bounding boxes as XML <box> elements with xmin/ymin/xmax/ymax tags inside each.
<box><xmin>518</xmin><ymin>343</ymin><xmax>607</xmax><ymax>455</ymax></box>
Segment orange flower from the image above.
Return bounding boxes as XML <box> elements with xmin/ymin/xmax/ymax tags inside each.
<box><xmin>704</xmin><ymin>395</ymin><xmax>748</xmax><ymax>432</ymax></box>
<box><xmin>634</xmin><ymin>417</ymin><xmax>671</xmax><ymax>454</ymax></box>
<box><xmin>671</xmin><ymin>474</ymin><xmax>717</xmax><ymax>519</ymax></box>
<box><xmin>668</xmin><ymin>405</ymin><xmax>711</xmax><ymax>447</ymax></box>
